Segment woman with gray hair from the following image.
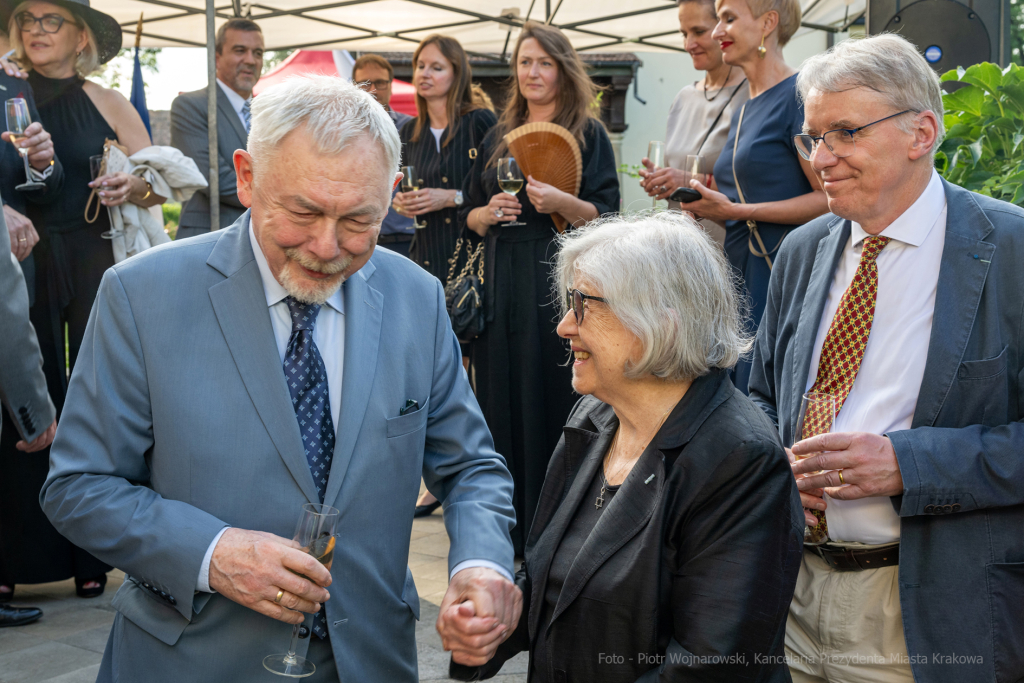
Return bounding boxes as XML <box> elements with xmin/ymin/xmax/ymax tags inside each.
<box><xmin>447</xmin><ymin>211</ymin><xmax>803</xmax><ymax>682</ymax></box>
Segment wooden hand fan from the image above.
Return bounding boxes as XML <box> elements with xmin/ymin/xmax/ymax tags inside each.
<box><xmin>504</xmin><ymin>122</ymin><xmax>582</xmax><ymax>233</ymax></box>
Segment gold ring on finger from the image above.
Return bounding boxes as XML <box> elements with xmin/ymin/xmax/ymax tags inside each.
<box><xmin>838</xmin><ymin>469</ymin><xmax>845</xmax><ymax>485</ymax></box>
<box><xmin>275</xmin><ymin>589</ymin><xmax>285</xmax><ymax>604</ymax></box>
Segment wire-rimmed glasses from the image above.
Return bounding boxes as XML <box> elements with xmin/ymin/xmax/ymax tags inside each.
<box><xmin>793</xmin><ymin>109</ymin><xmax>918</xmax><ymax>163</ymax></box>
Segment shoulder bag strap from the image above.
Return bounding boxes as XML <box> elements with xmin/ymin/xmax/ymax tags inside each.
<box><xmin>731</xmin><ymin>101</ymin><xmax>785</xmax><ymax>271</ymax></box>
<box><xmin>694</xmin><ymin>78</ymin><xmax>747</xmax><ymax>157</ymax></box>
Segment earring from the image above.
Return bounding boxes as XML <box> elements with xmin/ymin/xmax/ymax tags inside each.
<box><xmin>757</xmin><ymin>34</ymin><xmax>767</xmax><ymax>58</ymax></box>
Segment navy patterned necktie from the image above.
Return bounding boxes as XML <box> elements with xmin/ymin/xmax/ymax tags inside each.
<box><xmin>283</xmin><ymin>297</ymin><xmax>335</xmax><ymax>639</ymax></box>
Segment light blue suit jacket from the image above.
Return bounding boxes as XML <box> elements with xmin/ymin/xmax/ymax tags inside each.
<box><xmin>41</xmin><ymin>212</ymin><xmax>515</xmax><ymax>682</ymax></box>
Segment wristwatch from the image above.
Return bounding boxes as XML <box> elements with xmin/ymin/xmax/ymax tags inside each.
<box><xmin>453</xmin><ymin>190</ymin><xmax>464</xmax><ymax>207</ymax></box>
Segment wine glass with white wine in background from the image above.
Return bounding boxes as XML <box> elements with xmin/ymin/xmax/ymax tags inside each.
<box><xmin>794</xmin><ymin>392</ymin><xmax>837</xmax><ymax>546</ymax></box>
<box><xmin>497</xmin><ymin>157</ymin><xmax>526</xmax><ymax>227</ymax></box>
<box><xmin>6</xmin><ymin>98</ymin><xmax>44</xmax><ymax>191</ymax></box>
<box><xmin>400</xmin><ymin>165</ymin><xmax>426</xmax><ymax>229</ymax></box>
<box><xmin>647</xmin><ymin>140</ymin><xmax>665</xmax><ymax>209</ymax></box>
<box><xmin>263</xmin><ymin>503</ymin><xmax>339</xmax><ymax>678</ymax></box>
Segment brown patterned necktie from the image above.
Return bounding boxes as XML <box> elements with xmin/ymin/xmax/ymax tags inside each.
<box><xmin>803</xmin><ymin>234</ymin><xmax>891</xmax><ymax>538</ymax></box>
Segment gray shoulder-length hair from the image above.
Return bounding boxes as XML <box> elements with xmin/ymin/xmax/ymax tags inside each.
<box><xmin>554</xmin><ymin>212</ymin><xmax>751</xmax><ymax>381</ymax></box>
<box><xmin>248</xmin><ymin>74</ymin><xmax>401</xmax><ymax>175</ymax></box>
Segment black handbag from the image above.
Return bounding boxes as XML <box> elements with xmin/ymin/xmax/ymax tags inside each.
<box><xmin>444</xmin><ymin>234</ymin><xmax>486</xmax><ymax>342</ymax></box>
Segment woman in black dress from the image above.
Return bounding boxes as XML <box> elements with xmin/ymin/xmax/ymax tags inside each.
<box><xmin>395</xmin><ymin>34</ymin><xmax>496</xmax><ymax>516</ymax></box>
<box><xmin>460</xmin><ymin>22</ymin><xmax>620</xmax><ymax>554</ymax></box>
<box><xmin>0</xmin><ymin>0</ymin><xmax>165</xmax><ymax>600</ymax></box>
<box><xmin>393</xmin><ymin>34</ymin><xmax>496</xmax><ymax>280</ymax></box>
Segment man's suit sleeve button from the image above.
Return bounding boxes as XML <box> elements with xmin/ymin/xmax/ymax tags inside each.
<box><xmin>18</xmin><ymin>406</ymin><xmax>27</xmax><ymax>415</ymax></box>
<box><xmin>168</xmin><ymin>596</ymin><xmax>177</xmax><ymax>606</ymax></box>
<box><xmin>924</xmin><ymin>505</ymin><xmax>935</xmax><ymax>513</ymax></box>
<box><xmin>942</xmin><ymin>505</ymin><xmax>953</xmax><ymax>514</ymax></box>
<box><xmin>952</xmin><ymin>503</ymin><xmax>961</xmax><ymax>512</ymax></box>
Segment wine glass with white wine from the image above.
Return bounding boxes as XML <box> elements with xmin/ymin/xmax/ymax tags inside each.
<box><xmin>6</xmin><ymin>98</ymin><xmax>45</xmax><ymax>191</ymax></box>
<box><xmin>263</xmin><ymin>503</ymin><xmax>340</xmax><ymax>678</ymax></box>
<box><xmin>647</xmin><ymin>141</ymin><xmax>665</xmax><ymax>209</ymax></box>
<box><xmin>794</xmin><ymin>392</ymin><xmax>836</xmax><ymax>546</ymax></box>
<box><xmin>496</xmin><ymin>157</ymin><xmax>525</xmax><ymax>227</ymax></box>
<box><xmin>400</xmin><ymin>165</ymin><xmax>426</xmax><ymax>229</ymax></box>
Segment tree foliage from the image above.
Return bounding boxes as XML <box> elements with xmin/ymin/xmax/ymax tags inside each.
<box><xmin>936</xmin><ymin>62</ymin><xmax>1024</xmax><ymax>206</ymax></box>
<box><xmin>96</xmin><ymin>47</ymin><xmax>162</xmax><ymax>91</ymax></box>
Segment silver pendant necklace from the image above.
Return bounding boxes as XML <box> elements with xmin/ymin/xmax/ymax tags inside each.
<box><xmin>595</xmin><ymin>409</ymin><xmax>671</xmax><ymax>510</ymax></box>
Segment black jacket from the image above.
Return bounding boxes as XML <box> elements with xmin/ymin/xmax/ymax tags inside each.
<box><xmin>452</xmin><ymin>369</ymin><xmax>803</xmax><ymax>682</ymax></box>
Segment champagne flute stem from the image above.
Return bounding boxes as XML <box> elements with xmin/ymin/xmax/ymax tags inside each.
<box><xmin>283</xmin><ymin>623</ymin><xmax>302</xmax><ymax>664</ymax></box>
<box><xmin>21</xmin><ymin>150</ymin><xmax>32</xmax><ymax>182</ymax></box>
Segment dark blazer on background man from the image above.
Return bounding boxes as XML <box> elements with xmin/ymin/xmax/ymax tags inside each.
<box><xmin>453</xmin><ymin>369</ymin><xmax>803</xmax><ymax>683</ymax></box>
<box><xmin>170</xmin><ymin>84</ymin><xmax>247</xmax><ymax>237</ymax></box>
<box><xmin>748</xmin><ymin>179</ymin><xmax>1024</xmax><ymax>683</ymax></box>
<box><xmin>0</xmin><ymin>209</ymin><xmax>54</xmax><ymax>443</ymax></box>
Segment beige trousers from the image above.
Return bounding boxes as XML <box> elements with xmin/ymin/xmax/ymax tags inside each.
<box><xmin>785</xmin><ymin>548</ymin><xmax>916</xmax><ymax>683</ymax></box>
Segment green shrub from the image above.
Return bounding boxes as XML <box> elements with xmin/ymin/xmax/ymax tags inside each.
<box><xmin>163</xmin><ymin>202</ymin><xmax>181</xmax><ymax>240</ymax></box>
<box><xmin>937</xmin><ymin>62</ymin><xmax>1024</xmax><ymax>205</ymax></box>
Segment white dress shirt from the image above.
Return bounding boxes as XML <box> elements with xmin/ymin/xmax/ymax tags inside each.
<box><xmin>805</xmin><ymin>170</ymin><xmax>947</xmax><ymax>544</ymax></box>
<box><xmin>216</xmin><ymin>79</ymin><xmax>251</xmax><ymax>131</ymax></box>
<box><xmin>197</xmin><ymin>224</ymin><xmax>508</xmax><ymax>592</ymax></box>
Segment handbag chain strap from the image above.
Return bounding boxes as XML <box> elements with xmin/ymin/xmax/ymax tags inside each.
<box><xmin>445</xmin><ymin>235</ymin><xmax>486</xmax><ymax>288</ymax></box>
<box><xmin>731</xmin><ymin>102</ymin><xmax>782</xmax><ymax>271</ymax></box>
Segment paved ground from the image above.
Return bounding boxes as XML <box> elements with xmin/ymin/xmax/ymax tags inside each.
<box><xmin>0</xmin><ymin>510</ymin><xmax>527</xmax><ymax>683</ymax></box>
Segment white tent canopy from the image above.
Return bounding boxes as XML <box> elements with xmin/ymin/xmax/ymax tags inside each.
<box><xmin>100</xmin><ymin>0</ymin><xmax>864</xmax><ymax>53</ymax></box>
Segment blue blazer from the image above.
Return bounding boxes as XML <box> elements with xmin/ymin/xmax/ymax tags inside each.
<box><xmin>749</xmin><ymin>179</ymin><xmax>1024</xmax><ymax>683</ymax></box>
<box><xmin>41</xmin><ymin>212</ymin><xmax>515</xmax><ymax>682</ymax></box>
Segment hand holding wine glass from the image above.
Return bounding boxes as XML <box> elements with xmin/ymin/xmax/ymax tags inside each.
<box><xmin>5</xmin><ymin>98</ymin><xmax>46</xmax><ymax>190</ymax></box>
<box><xmin>397</xmin><ymin>165</ymin><xmax>426</xmax><ymax>229</ymax></box>
<box><xmin>496</xmin><ymin>158</ymin><xmax>526</xmax><ymax>227</ymax></box>
<box><xmin>647</xmin><ymin>141</ymin><xmax>665</xmax><ymax>208</ymax></box>
<box><xmin>793</xmin><ymin>391</ymin><xmax>836</xmax><ymax>545</ymax></box>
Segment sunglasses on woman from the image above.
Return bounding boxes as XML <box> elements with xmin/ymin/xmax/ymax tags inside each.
<box><xmin>566</xmin><ymin>288</ymin><xmax>607</xmax><ymax>325</ymax></box>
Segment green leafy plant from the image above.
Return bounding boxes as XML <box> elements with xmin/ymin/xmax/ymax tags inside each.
<box><xmin>937</xmin><ymin>62</ymin><xmax>1024</xmax><ymax>205</ymax></box>
<box><xmin>618</xmin><ymin>162</ymin><xmax>643</xmax><ymax>178</ymax></box>
<box><xmin>162</xmin><ymin>202</ymin><xmax>181</xmax><ymax>239</ymax></box>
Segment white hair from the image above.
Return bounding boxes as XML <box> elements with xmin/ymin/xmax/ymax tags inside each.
<box><xmin>554</xmin><ymin>211</ymin><xmax>752</xmax><ymax>382</ymax></box>
<box><xmin>797</xmin><ymin>34</ymin><xmax>945</xmax><ymax>151</ymax></box>
<box><xmin>248</xmin><ymin>74</ymin><xmax>401</xmax><ymax>176</ymax></box>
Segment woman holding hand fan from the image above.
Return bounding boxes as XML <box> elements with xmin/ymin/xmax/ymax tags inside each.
<box><xmin>461</xmin><ymin>21</ymin><xmax>620</xmax><ymax>555</ymax></box>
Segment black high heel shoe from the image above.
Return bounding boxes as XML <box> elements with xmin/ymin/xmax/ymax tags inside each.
<box><xmin>75</xmin><ymin>575</ymin><xmax>107</xmax><ymax>599</ymax></box>
<box><xmin>0</xmin><ymin>585</ymin><xmax>12</xmax><ymax>603</ymax></box>
<box><xmin>413</xmin><ymin>500</ymin><xmax>442</xmax><ymax>517</ymax></box>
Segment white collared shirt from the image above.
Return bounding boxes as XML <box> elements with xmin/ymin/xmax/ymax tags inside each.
<box><xmin>805</xmin><ymin>170</ymin><xmax>947</xmax><ymax>544</ymax></box>
<box><xmin>216</xmin><ymin>79</ymin><xmax>251</xmax><ymax>131</ymax></box>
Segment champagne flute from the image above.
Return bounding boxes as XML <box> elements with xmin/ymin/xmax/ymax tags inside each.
<box><xmin>263</xmin><ymin>503</ymin><xmax>340</xmax><ymax>678</ymax></box>
<box><xmin>6</xmin><ymin>98</ymin><xmax>45</xmax><ymax>191</ymax></box>
<box><xmin>400</xmin><ymin>165</ymin><xmax>426</xmax><ymax>229</ymax></box>
<box><xmin>647</xmin><ymin>141</ymin><xmax>665</xmax><ymax>209</ymax></box>
<box><xmin>794</xmin><ymin>392</ymin><xmax>836</xmax><ymax>546</ymax></box>
<box><xmin>684</xmin><ymin>155</ymin><xmax>708</xmax><ymax>190</ymax></box>
<box><xmin>497</xmin><ymin>157</ymin><xmax>525</xmax><ymax>227</ymax></box>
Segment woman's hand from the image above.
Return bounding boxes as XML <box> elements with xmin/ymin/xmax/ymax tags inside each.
<box><xmin>467</xmin><ymin>193</ymin><xmax>521</xmax><ymax>237</ymax></box>
<box><xmin>4</xmin><ymin>205</ymin><xmax>38</xmax><ymax>261</ymax></box>
<box><xmin>0</xmin><ymin>55</ymin><xmax>28</xmax><ymax>79</ymax></box>
<box><xmin>90</xmin><ymin>172</ymin><xmax>142</xmax><ymax>207</ymax></box>
<box><xmin>678</xmin><ymin>178</ymin><xmax>739</xmax><ymax>223</ymax></box>
<box><xmin>1</xmin><ymin>122</ymin><xmax>54</xmax><ymax>171</ymax></box>
<box><xmin>640</xmin><ymin>166</ymin><xmax>686</xmax><ymax>201</ymax></box>
<box><xmin>525</xmin><ymin>176</ymin><xmax>569</xmax><ymax>215</ymax></box>
<box><xmin>393</xmin><ymin>188</ymin><xmax>454</xmax><ymax>216</ymax></box>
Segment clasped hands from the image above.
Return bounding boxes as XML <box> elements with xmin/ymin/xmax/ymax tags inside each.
<box><xmin>789</xmin><ymin>432</ymin><xmax>904</xmax><ymax>527</ymax></box>
<box><xmin>437</xmin><ymin>566</ymin><xmax>523</xmax><ymax>666</ymax></box>
<box><xmin>393</xmin><ymin>187</ymin><xmax>455</xmax><ymax>216</ymax></box>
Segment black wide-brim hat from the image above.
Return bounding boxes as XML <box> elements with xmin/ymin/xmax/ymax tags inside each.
<box><xmin>1</xmin><ymin>0</ymin><xmax>123</xmax><ymax>65</ymax></box>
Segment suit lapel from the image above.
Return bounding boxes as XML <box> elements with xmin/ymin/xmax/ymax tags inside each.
<box><xmin>323</xmin><ymin>264</ymin><xmax>383</xmax><ymax>505</ymax></box>
<box><xmin>786</xmin><ymin>218</ymin><xmax>849</xmax><ymax>444</ymax></box>
<box><xmin>207</xmin><ymin>216</ymin><xmax>319</xmax><ymax>504</ymax></box>
<box><xmin>216</xmin><ymin>83</ymin><xmax>248</xmax><ymax>148</ymax></box>
<box><xmin>527</xmin><ymin>426</ymin><xmax>610</xmax><ymax>638</ymax></box>
<box><xmin>912</xmin><ymin>180</ymin><xmax>995</xmax><ymax>427</ymax></box>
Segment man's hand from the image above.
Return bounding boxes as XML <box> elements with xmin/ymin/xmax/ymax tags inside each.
<box><xmin>5</xmin><ymin>205</ymin><xmax>38</xmax><ymax>262</ymax></box>
<box><xmin>209</xmin><ymin>528</ymin><xmax>332</xmax><ymax>625</ymax></box>
<box><xmin>2</xmin><ymin>122</ymin><xmax>55</xmax><ymax>171</ymax></box>
<box><xmin>436</xmin><ymin>567</ymin><xmax>522</xmax><ymax>667</ymax></box>
<box><xmin>16</xmin><ymin>419</ymin><xmax>55</xmax><ymax>452</ymax></box>
<box><xmin>791</xmin><ymin>432</ymin><xmax>904</xmax><ymax>500</ymax></box>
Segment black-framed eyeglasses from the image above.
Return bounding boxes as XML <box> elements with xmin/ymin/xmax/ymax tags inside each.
<box><xmin>566</xmin><ymin>288</ymin><xmax>607</xmax><ymax>325</ymax></box>
<box><xmin>16</xmin><ymin>12</ymin><xmax>68</xmax><ymax>33</ymax></box>
<box><xmin>793</xmin><ymin>109</ymin><xmax>918</xmax><ymax>161</ymax></box>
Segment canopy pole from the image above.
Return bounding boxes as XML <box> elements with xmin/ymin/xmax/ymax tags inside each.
<box><xmin>134</xmin><ymin>13</ymin><xmax>143</xmax><ymax>49</ymax></box>
<box><xmin>207</xmin><ymin>0</ymin><xmax>220</xmax><ymax>231</ymax></box>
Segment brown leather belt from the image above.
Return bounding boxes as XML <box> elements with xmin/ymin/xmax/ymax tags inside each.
<box><xmin>807</xmin><ymin>542</ymin><xmax>899</xmax><ymax>572</ymax></box>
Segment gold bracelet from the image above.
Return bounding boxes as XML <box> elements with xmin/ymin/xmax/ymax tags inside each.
<box><xmin>140</xmin><ymin>181</ymin><xmax>152</xmax><ymax>201</ymax></box>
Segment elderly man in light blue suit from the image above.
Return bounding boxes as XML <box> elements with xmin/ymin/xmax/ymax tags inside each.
<box><xmin>41</xmin><ymin>75</ymin><xmax>519</xmax><ymax>682</ymax></box>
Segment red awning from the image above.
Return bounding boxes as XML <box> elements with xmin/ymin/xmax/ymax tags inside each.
<box><xmin>253</xmin><ymin>50</ymin><xmax>417</xmax><ymax>117</ymax></box>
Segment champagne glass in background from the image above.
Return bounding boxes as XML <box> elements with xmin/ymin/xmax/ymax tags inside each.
<box><xmin>400</xmin><ymin>165</ymin><xmax>426</xmax><ymax>229</ymax></box>
<box><xmin>6</xmin><ymin>98</ymin><xmax>45</xmax><ymax>191</ymax></box>
<box><xmin>647</xmin><ymin>141</ymin><xmax>666</xmax><ymax>209</ymax></box>
<box><xmin>794</xmin><ymin>391</ymin><xmax>836</xmax><ymax>546</ymax></box>
<box><xmin>496</xmin><ymin>157</ymin><xmax>526</xmax><ymax>227</ymax></box>
<box><xmin>684</xmin><ymin>155</ymin><xmax>708</xmax><ymax>190</ymax></box>
<box><xmin>264</xmin><ymin>503</ymin><xmax>340</xmax><ymax>678</ymax></box>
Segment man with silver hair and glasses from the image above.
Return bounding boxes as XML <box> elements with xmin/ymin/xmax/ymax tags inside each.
<box><xmin>40</xmin><ymin>75</ymin><xmax>520</xmax><ymax>682</ymax></box>
<box><xmin>749</xmin><ymin>32</ymin><xmax>1024</xmax><ymax>683</ymax></box>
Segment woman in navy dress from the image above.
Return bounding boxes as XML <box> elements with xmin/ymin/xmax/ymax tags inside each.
<box><xmin>678</xmin><ymin>0</ymin><xmax>827</xmax><ymax>393</ymax></box>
